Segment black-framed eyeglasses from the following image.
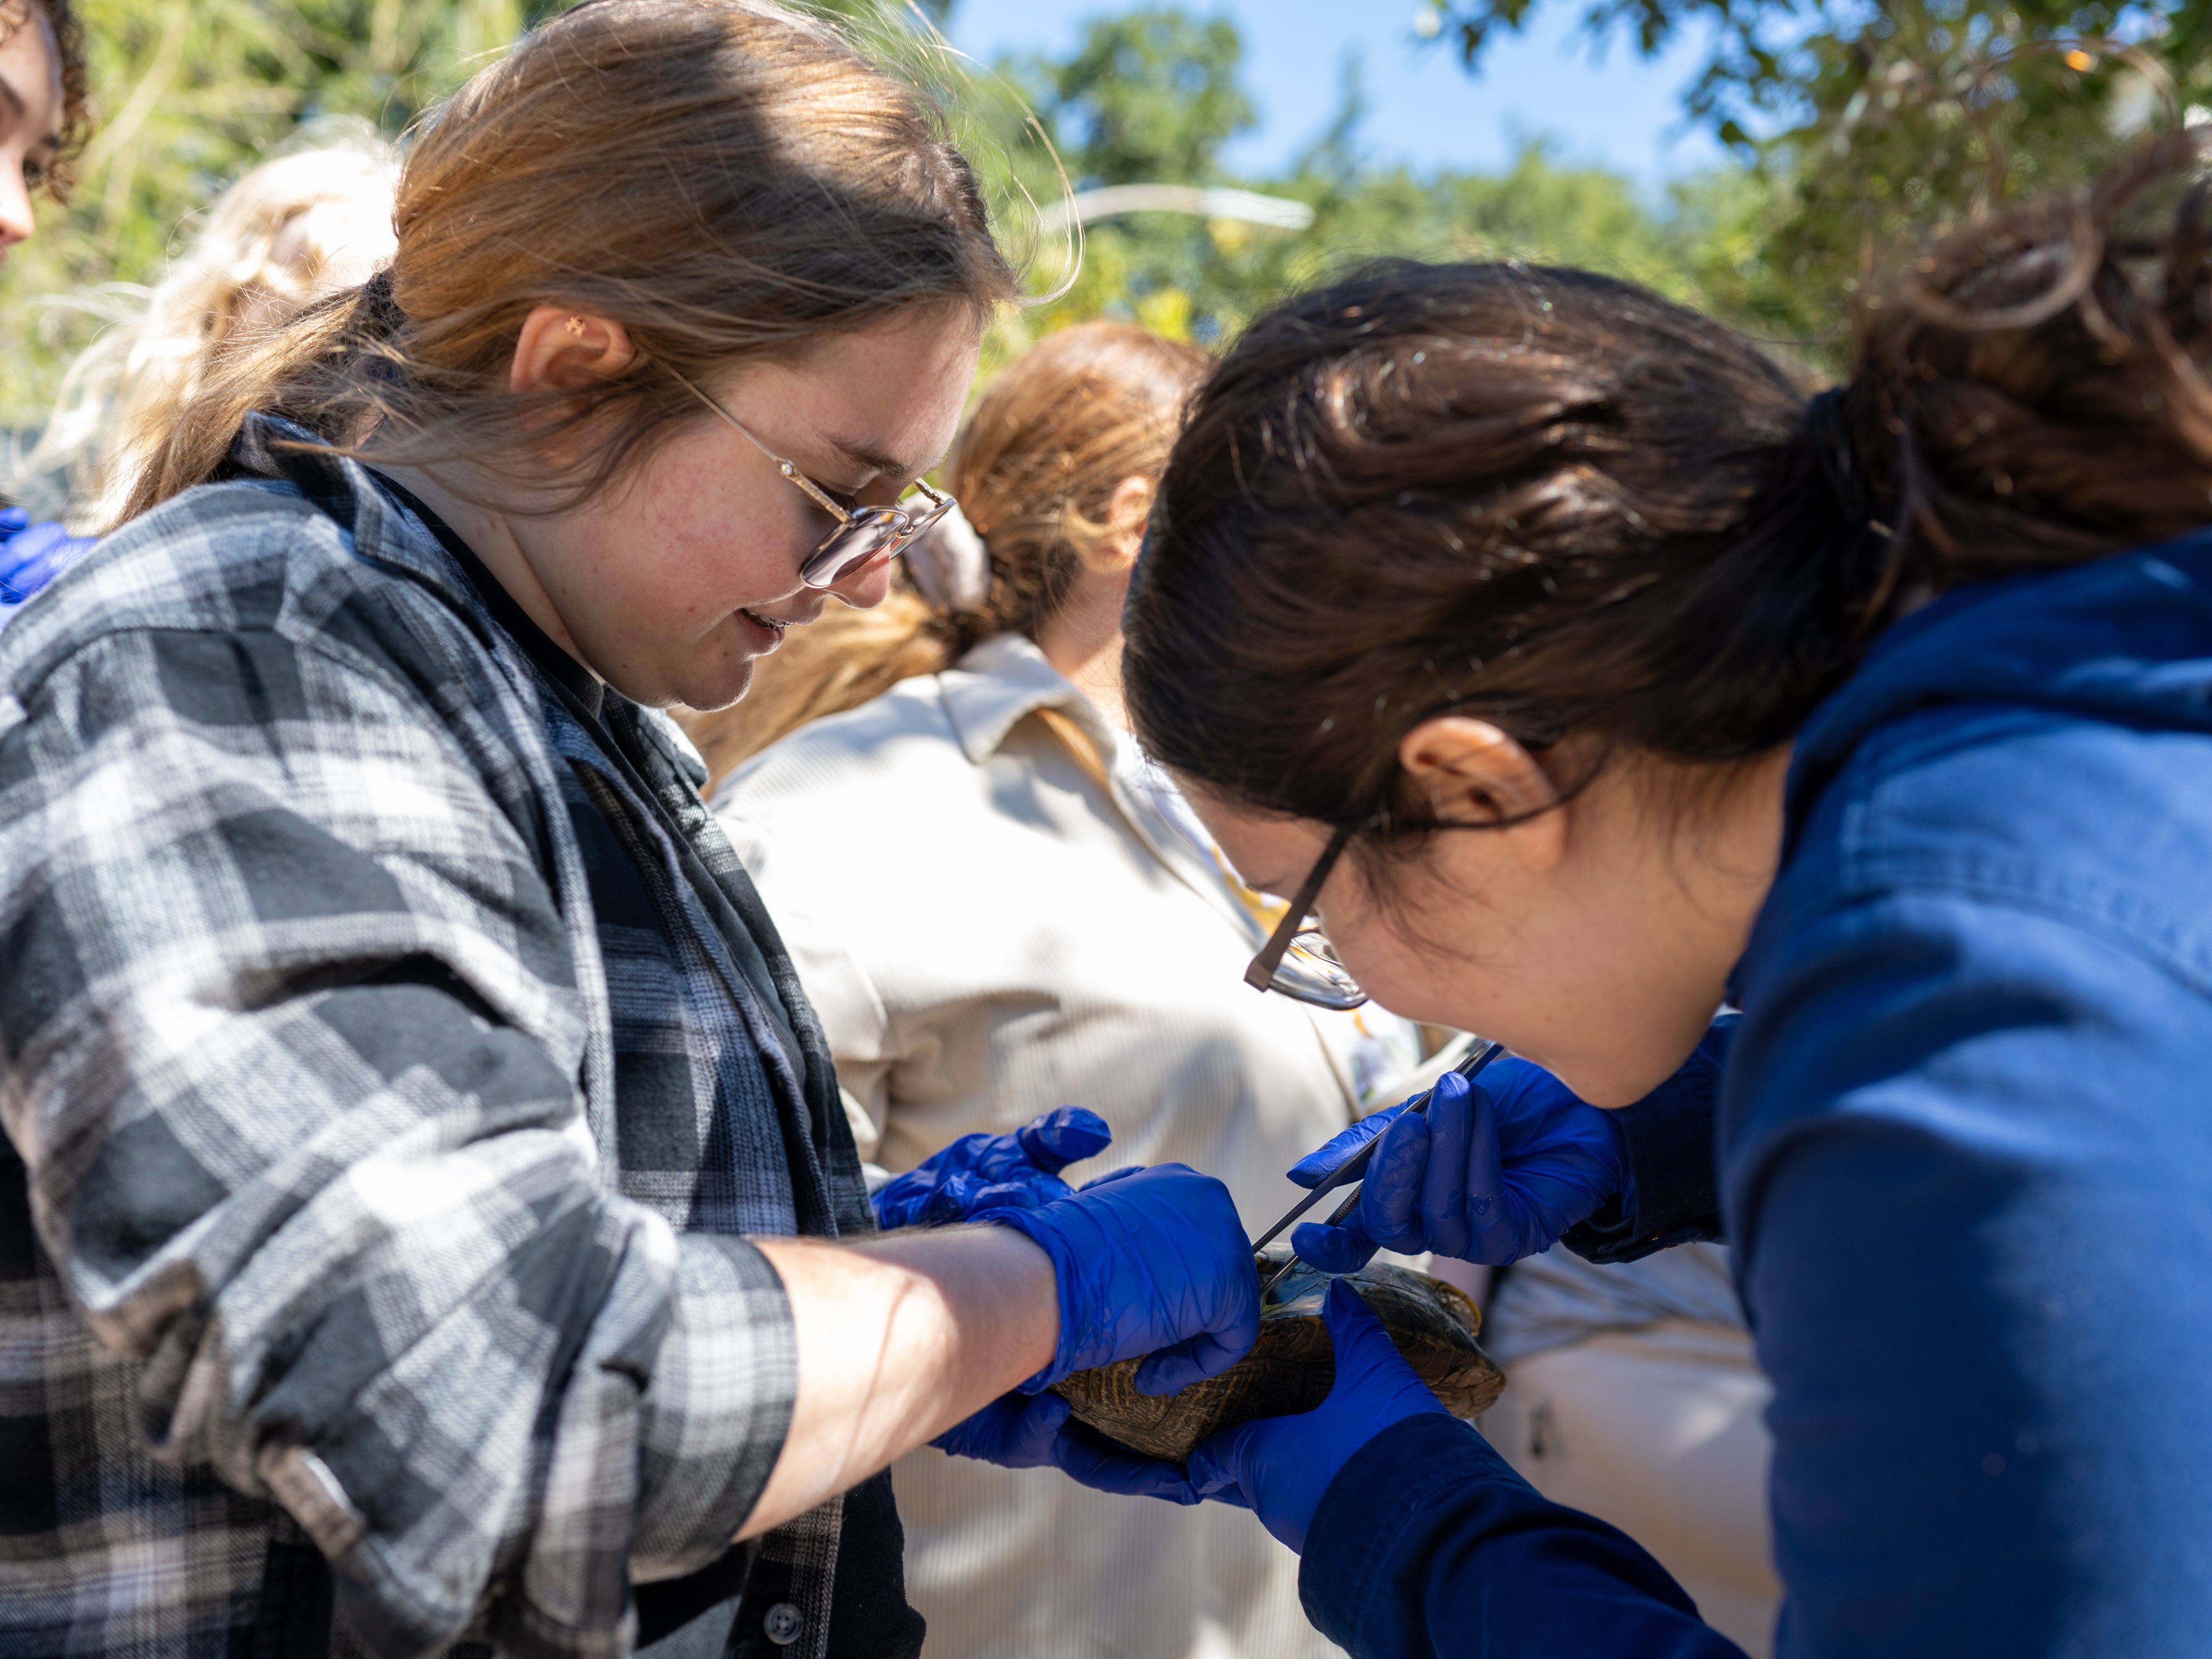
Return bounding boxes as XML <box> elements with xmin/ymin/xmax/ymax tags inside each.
<box><xmin>1243</xmin><ymin>821</ymin><xmax>1368</xmax><ymax>1010</ymax></box>
<box><xmin>669</xmin><ymin>368</ymin><xmax>957</xmax><ymax>589</ymax></box>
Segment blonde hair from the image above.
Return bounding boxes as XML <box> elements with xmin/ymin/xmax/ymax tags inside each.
<box><xmin>24</xmin><ymin>127</ymin><xmax>399</xmax><ymax>532</ymax></box>
<box><xmin>119</xmin><ymin>0</ymin><xmax>1016</xmax><ymax>524</ymax></box>
<box><xmin>684</xmin><ymin>319</ymin><xmax>1211</xmax><ymax>787</ymax></box>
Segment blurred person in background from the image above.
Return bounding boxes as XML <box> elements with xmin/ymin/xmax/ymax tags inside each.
<box><xmin>0</xmin><ymin>0</ymin><xmax>87</xmax><ymax>623</ymax></box>
<box><xmin>13</xmin><ymin>123</ymin><xmax>399</xmax><ymax>542</ymax></box>
<box><xmin>708</xmin><ymin>319</ymin><xmax>1421</xmax><ymax>1659</ymax></box>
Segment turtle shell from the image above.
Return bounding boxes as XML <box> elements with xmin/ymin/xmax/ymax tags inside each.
<box><xmin>1050</xmin><ymin>1248</ymin><xmax>1504</xmax><ymax>1464</ymax></box>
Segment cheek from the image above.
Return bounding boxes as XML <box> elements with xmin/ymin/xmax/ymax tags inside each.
<box><xmin>603</xmin><ymin>461</ymin><xmax>806</xmax><ymax>615</ymax></box>
<box><xmin>1316</xmin><ymin>891</ymin><xmax>1460</xmax><ymax>1020</ymax></box>
<box><xmin>1313</xmin><ymin>856</ymin><xmax>1556</xmax><ymax>1036</ymax></box>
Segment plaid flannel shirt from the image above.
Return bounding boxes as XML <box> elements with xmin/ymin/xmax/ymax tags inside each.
<box><xmin>0</xmin><ymin>418</ymin><xmax>879</xmax><ymax>1658</ymax></box>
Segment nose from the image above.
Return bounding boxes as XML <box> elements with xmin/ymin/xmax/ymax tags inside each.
<box><xmin>0</xmin><ymin>168</ymin><xmax>35</xmax><ymax>256</ymax></box>
<box><xmin>827</xmin><ymin>550</ymin><xmax>897</xmax><ymax>611</ymax></box>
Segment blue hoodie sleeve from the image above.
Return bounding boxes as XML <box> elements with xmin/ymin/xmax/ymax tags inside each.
<box><xmin>1298</xmin><ymin>1414</ymin><xmax>1747</xmax><ymax>1658</ymax></box>
<box><xmin>1720</xmin><ymin>686</ymin><xmax>2212</xmax><ymax>1656</ymax></box>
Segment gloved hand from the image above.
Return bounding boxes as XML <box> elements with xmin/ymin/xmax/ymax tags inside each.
<box><xmin>933</xmin><ymin>1388</ymin><xmax>1209</xmax><ymax>1503</ymax></box>
<box><xmin>1187</xmin><ymin>1280</ymin><xmax>1448</xmax><ymax>1551</ymax></box>
<box><xmin>932</xmin><ymin>1390</ymin><xmax>1072</xmax><ymax>1468</ymax></box>
<box><xmin>1288</xmin><ymin>1060</ymin><xmax>1628</xmax><ymax>1271</ymax></box>
<box><xmin>872</xmin><ymin>1106</ymin><xmax>1113</xmax><ymax>1230</ymax></box>
<box><xmin>973</xmin><ymin>1162</ymin><xmax>1261</xmax><ymax>1395</ymax></box>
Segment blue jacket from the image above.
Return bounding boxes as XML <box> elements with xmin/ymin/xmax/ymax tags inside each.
<box><xmin>1301</xmin><ymin>532</ymin><xmax>2212</xmax><ymax>1657</ymax></box>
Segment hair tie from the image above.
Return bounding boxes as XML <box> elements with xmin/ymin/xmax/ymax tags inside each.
<box><xmin>353</xmin><ymin>267</ymin><xmax>405</xmax><ymax>339</ymax></box>
<box><xmin>906</xmin><ymin>500</ymin><xmax>993</xmax><ymax>612</ymax></box>
<box><xmin>1803</xmin><ymin>386</ymin><xmax>1886</xmax><ymax>539</ymax></box>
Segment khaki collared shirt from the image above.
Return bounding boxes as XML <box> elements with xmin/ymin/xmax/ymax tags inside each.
<box><xmin>718</xmin><ymin>633</ymin><xmax>1417</xmax><ymax>1659</ymax></box>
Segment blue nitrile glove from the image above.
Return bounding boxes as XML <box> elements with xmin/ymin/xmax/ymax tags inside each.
<box><xmin>0</xmin><ymin>509</ymin><xmax>93</xmax><ymax>629</ymax></box>
<box><xmin>1050</xmin><ymin>1422</ymin><xmax>1207</xmax><ymax>1503</ymax></box>
<box><xmin>1186</xmin><ymin>1279</ymin><xmax>1448</xmax><ymax>1551</ymax></box>
<box><xmin>932</xmin><ymin>1390</ymin><xmax>1073</xmax><ymax>1467</ymax></box>
<box><xmin>872</xmin><ymin>1105</ymin><xmax>1113</xmax><ymax>1229</ymax></box>
<box><xmin>972</xmin><ymin>1161</ymin><xmax>1261</xmax><ymax>1395</ymax></box>
<box><xmin>933</xmin><ymin>1387</ymin><xmax>1209</xmax><ymax>1503</ymax></box>
<box><xmin>1288</xmin><ymin>1060</ymin><xmax>1629</xmax><ymax>1271</ymax></box>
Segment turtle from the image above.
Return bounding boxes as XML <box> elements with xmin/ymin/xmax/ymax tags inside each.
<box><xmin>1050</xmin><ymin>1247</ymin><xmax>1505</xmax><ymax>1464</ymax></box>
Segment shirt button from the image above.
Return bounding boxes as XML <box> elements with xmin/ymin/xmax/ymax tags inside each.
<box><xmin>763</xmin><ymin>1601</ymin><xmax>805</xmax><ymax>1646</ymax></box>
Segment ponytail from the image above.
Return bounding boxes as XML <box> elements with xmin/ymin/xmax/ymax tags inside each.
<box><xmin>1125</xmin><ymin>130</ymin><xmax>2212</xmax><ymax>836</ymax></box>
<box><xmin>119</xmin><ymin>273</ymin><xmax>402</xmax><ymax>524</ymax></box>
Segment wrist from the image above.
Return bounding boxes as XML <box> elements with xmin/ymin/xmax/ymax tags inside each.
<box><xmin>969</xmin><ymin>1224</ymin><xmax>1060</xmax><ymax>1389</ymax></box>
<box><xmin>846</xmin><ymin>1222</ymin><xmax>1060</xmax><ymax>1402</ymax></box>
<box><xmin>971</xmin><ymin>1206</ymin><xmax>1088</xmax><ymax>1389</ymax></box>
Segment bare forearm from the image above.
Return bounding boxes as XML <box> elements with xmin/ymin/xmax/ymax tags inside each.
<box><xmin>737</xmin><ymin>1224</ymin><xmax>1057</xmax><ymax>1538</ymax></box>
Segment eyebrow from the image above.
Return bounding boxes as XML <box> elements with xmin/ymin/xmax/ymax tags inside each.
<box><xmin>826</xmin><ymin>434</ymin><xmax>933</xmax><ymax>486</ymax></box>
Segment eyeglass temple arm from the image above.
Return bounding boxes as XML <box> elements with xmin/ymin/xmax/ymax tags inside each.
<box><xmin>665</xmin><ymin>367</ymin><xmax>857</xmax><ymax>525</ymax></box>
<box><xmin>1244</xmin><ymin>821</ymin><xmax>1358</xmax><ymax>992</ymax></box>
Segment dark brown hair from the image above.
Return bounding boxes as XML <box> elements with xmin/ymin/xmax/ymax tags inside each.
<box><xmin>1125</xmin><ymin>132</ymin><xmax>2212</xmax><ymax>839</ymax></box>
<box><xmin>683</xmin><ymin>320</ymin><xmax>1207</xmax><ymax>786</ymax></box>
<box><xmin>122</xmin><ymin>0</ymin><xmax>1016</xmax><ymax>521</ymax></box>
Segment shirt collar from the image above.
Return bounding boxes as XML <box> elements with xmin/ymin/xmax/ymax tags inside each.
<box><xmin>938</xmin><ymin>630</ymin><xmax>1306</xmax><ymax>961</ymax></box>
<box><xmin>369</xmin><ymin>468</ymin><xmax>607</xmax><ymax>722</ymax></box>
<box><xmin>939</xmin><ymin>631</ymin><xmax>1112</xmax><ymax>764</ymax></box>
<box><xmin>232</xmin><ymin>413</ymin><xmax>618</xmax><ymax>722</ymax></box>
<box><xmin>229</xmin><ymin>412</ymin><xmax>484</xmax><ymax>615</ymax></box>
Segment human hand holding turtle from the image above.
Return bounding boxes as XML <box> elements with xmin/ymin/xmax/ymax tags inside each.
<box><xmin>931</xmin><ymin>1157</ymin><xmax>1261</xmax><ymax>1479</ymax></box>
<box><xmin>1189</xmin><ymin>1279</ymin><xmax>1451</xmax><ymax>1549</ymax></box>
<box><xmin>956</xmin><ymin>1279</ymin><xmax>1461</xmax><ymax>1545</ymax></box>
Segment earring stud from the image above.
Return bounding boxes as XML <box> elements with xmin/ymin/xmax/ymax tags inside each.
<box><xmin>565</xmin><ymin>315</ymin><xmax>587</xmax><ymax>338</ymax></box>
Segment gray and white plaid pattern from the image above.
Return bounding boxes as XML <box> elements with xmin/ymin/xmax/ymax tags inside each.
<box><xmin>0</xmin><ymin>421</ymin><xmax>867</xmax><ymax>1658</ymax></box>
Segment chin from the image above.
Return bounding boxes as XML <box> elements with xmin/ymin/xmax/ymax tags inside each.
<box><xmin>664</xmin><ymin>651</ymin><xmax>759</xmax><ymax>714</ymax></box>
<box><xmin>1548</xmin><ymin>1037</ymin><xmax>1707</xmax><ymax>1109</ymax></box>
<box><xmin>1550</xmin><ymin>1065</ymin><xmax>1643</xmax><ymax>1110</ymax></box>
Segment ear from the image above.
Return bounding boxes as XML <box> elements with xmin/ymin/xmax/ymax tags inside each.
<box><xmin>510</xmin><ymin>305</ymin><xmax>637</xmax><ymax>398</ymax></box>
<box><xmin>1397</xmin><ymin>716</ymin><xmax>1568</xmax><ymax>869</ymax></box>
<box><xmin>1076</xmin><ymin>474</ymin><xmax>1154</xmax><ymax>575</ymax></box>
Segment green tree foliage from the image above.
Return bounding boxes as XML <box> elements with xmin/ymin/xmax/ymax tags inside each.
<box><xmin>1034</xmin><ymin>9</ymin><xmax>1254</xmax><ymax>185</ymax></box>
<box><xmin>1005</xmin><ymin>17</ymin><xmax>1783</xmax><ymax>360</ymax></box>
<box><xmin>1422</xmin><ymin>0</ymin><xmax>2211</xmax><ymax>344</ymax></box>
<box><xmin>0</xmin><ymin>1</ymin><xmax>561</xmax><ymax>427</ymax></box>
<box><xmin>2</xmin><ymin>0</ymin><xmax>1801</xmax><ymax>436</ymax></box>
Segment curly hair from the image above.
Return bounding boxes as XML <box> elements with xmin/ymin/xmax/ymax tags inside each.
<box><xmin>7</xmin><ymin>0</ymin><xmax>90</xmax><ymax>197</ymax></box>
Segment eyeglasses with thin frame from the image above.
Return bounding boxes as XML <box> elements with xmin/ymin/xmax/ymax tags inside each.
<box><xmin>1243</xmin><ymin>822</ymin><xmax>1369</xmax><ymax>1010</ymax></box>
<box><xmin>669</xmin><ymin>368</ymin><xmax>957</xmax><ymax>589</ymax></box>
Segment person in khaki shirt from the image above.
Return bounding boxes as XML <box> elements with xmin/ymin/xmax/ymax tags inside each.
<box><xmin>699</xmin><ymin>322</ymin><xmax>1421</xmax><ymax>1659</ymax></box>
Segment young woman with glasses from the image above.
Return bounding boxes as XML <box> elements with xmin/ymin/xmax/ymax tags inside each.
<box><xmin>1089</xmin><ymin>133</ymin><xmax>2212</xmax><ymax>1657</ymax></box>
<box><xmin>0</xmin><ymin>7</ymin><xmax>1259</xmax><ymax>1657</ymax></box>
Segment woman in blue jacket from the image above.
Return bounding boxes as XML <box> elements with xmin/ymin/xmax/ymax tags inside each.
<box><xmin>1098</xmin><ymin>135</ymin><xmax>2212</xmax><ymax>1657</ymax></box>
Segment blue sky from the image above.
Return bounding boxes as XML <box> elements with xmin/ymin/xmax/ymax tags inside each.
<box><xmin>945</xmin><ymin>0</ymin><xmax>1730</xmax><ymax>187</ymax></box>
